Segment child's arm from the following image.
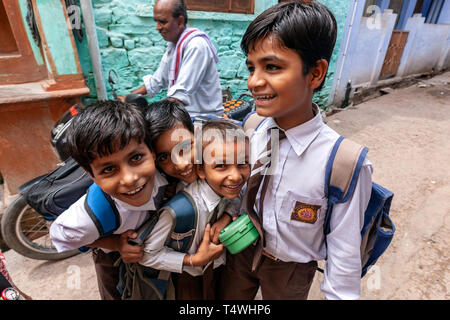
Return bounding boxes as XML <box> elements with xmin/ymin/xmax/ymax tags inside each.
<box><xmin>50</xmin><ymin>195</ymin><xmax>144</xmax><ymax>263</ymax></box>
<box><xmin>88</xmin><ymin>231</ymin><xmax>144</xmax><ymax>263</ymax></box>
<box><xmin>321</xmin><ymin>159</ymin><xmax>373</xmax><ymax>300</ymax></box>
<box><xmin>140</xmin><ymin>210</ymin><xmax>223</xmax><ymax>272</ymax></box>
<box><xmin>49</xmin><ymin>196</ymin><xmax>100</xmax><ymax>252</ymax></box>
<box><xmin>210</xmin><ymin>213</ymin><xmax>232</xmax><ymax>244</ymax></box>
<box><xmin>188</xmin><ymin>224</ymin><xmax>224</xmax><ymax>266</ymax></box>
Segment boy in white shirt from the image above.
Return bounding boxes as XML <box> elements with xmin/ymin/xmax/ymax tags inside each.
<box><xmin>219</xmin><ymin>1</ymin><xmax>373</xmax><ymax>300</ymax></box>
<box><xmin>140</xmin><ymin>118</ymin><xmax>250</xmax><ymax>299</ymax></box>
<box><xmin>49</xmin><ymin>100</ymin><xmax>163</xmax><ymax>299</ymax></box>
<box><xmin>49</xmin><ymin>100</ymin><xmax>220</xmax><ymax>300</ymax></box>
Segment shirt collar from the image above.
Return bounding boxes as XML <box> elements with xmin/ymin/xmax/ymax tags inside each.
<box><xmin>197</xmin><ymin>179</ymin><xmax>224</xmax><ymax>213</ymax></box>
<box><xmin>114</xmin><ymin>170</ymin><xmax>168</xmax><ymax>212</ymax></box>
<box><xmin>261</xmin><ymin>103</ymin><xmax>324</xmax><ymax>157</ymax></box>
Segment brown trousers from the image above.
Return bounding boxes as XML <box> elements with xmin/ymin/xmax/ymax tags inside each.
<box><xmin>219</xmin><ymin>244</ymin><xmax>317</xmax><ymax>300</ymax></box>
<box><xmin>92</xmin><ymin>248</ymin><xmax>122</xmax><ymax>300</ymax></box>
<box><xmin>172</xmin><ymin>265</ymin><xmax>223</xmax><ymax>300</ymax></box>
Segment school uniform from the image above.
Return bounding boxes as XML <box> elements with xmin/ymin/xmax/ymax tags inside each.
<box><xmin>219</xmin><ymin>104</ymin><xmax>373</xmax><ymax>300</ymax></box>
<box><xmin>49</xmin><ymin>170</ymin><xmax>168</xmax><ymax>300</ymax></box>
<box><xmin>140</xmin><ymin>179</ymin><xmax>231</xmax><ymax>299</ymax></box>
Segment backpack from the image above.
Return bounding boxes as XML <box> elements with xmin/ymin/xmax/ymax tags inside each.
<box><xmin>117</xmin><ymin>191</ymin><xmax>198</xmax><ymax>300</ymax></box>
<box><xmin>23</xmin><ymin>157</ymin><xmax>93</xmax><ymax>221</ymax></box>
<box><xmin>323</xmin><ymin>136</ymin><xmax>395</xmax><ymax>277</ymax></box>
<box><xmin>242</xmin><ymin>114</ymin><xmax>395</xmax><ymax>278</ymax></box>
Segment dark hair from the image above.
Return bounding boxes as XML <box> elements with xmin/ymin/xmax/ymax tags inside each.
<box><xmin>241</xmin><ymin>0</ymin><xmax>337</xmax><ymax>91</ymax></box>
<box><xmin>172</xmin><ymin>0</ymin><xmax>188</xmax><ymax>26</ymax></box>
<box><xmin>144</xmin><ymin>99</ymin><xmax>194</xmax><ymax>150</ymax></box>
<box><xmin>200</xmin><ymin>119</ymin><xmax>247</xmax><ymax>149</ymax></box>
<box><xmin>200</xmin><ymin>119</ymin><xmax>248</xmax><ymax>165</ymax></box>
<box><xmin>66</xmin><ymin>100</ymin><xmax>148</xmax><ymax>176</ymax></box>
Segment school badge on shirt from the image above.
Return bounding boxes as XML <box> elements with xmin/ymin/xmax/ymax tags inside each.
<box><xmin>291</xmin><ymin>202</ymin><xmax>320</xmax><ymax>224</ymax></box>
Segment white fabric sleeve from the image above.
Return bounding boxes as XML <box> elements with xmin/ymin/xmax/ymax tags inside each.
<box><xmin>49</xmin><ymin>195</ymin><xmax>100</xmax><ymax>252</ymax></box>
<box><xmin>167</xmin><ymin>37</ymin><xmax>212</xmax><ymax>106</ymax></box>
<box><xmin>320</xmin><ymin>159</ymin><xmax>373</xmax><ymax>300</ymax></box>
<box><xmin>139</xmin><ymin>209</ymin><xmax>185</xmax><ymax>274</ymax></box>
<box><xmin>142</xmin><ymin>47</ymin><xmax>170</xmax><ymax>98</ymax></box>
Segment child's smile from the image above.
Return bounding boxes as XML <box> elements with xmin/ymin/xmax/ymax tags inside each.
<box><xmin>155</xmin><ymin>125</ymin><xmax>197</xmax><ymax>183</ymax></box>
<box><xmin>89</xmin><ymin>139</ymin><xmax>156</xmax><ymax>207</ymax></box>
<box><xmin>246</xmin><ymin>36</ymin><xmax>315</xmax><ymax>129</ymax></box>
<box><xmin>197</xmin><ymin>140</ymin><xmax>250</xmax><ymax>199</ymax></box>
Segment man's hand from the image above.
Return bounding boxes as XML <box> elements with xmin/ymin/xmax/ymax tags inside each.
<box><xmin>117</xmin><ymin>95</ymin><xmax>126</xmax><ymax>103</ymax></box>
<box><xmin>168</xmin><ymin>97</ymin><xmax>185</xmax><ymax>105</ymax></box>
<box><xmin>117</xmin><ymin>230</ymin><xmax>144</xmax><ymax>263</ymax></box>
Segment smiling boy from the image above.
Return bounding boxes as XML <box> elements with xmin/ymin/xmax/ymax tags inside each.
<box><xmin>50</xmin><ymin>100</ymin><xmax>168</xmax><ymax>300</ymax></box>
<box><xmin>140</xmin><ymin>118</ymin><xmax>250</xmax><ymax>299</ymax></box>
<box><xmin>219</xmin><ymin>1</ymin><xmax>373</xmax><ymax>300</ymax></box>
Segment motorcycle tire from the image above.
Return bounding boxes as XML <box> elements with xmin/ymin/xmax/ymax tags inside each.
<box><xmin>1</xmin><ymin>195</ymin><xmax>80</xmax><ymax>260</ymax></box>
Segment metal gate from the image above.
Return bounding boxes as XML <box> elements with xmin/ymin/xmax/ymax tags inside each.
<box><xmin>379</xmin><ymin>30</ymin><xmax>409</xmax><ymax>79</ymax></box>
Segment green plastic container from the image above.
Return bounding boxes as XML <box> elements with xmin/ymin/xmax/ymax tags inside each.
<box><xmin>219</xmin><ymin>212</ymin><xmax>259</xmax><ymax>254</ymax></box>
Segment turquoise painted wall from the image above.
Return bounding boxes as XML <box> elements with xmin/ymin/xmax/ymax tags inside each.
<box><xmin>316</xmin><ymin>0</ymin><xmax>351</xmax><ymax>108</ymax></box>
<box><xmin>17</xmin><ymin>0</ymin><xmax>44</xmax><ymax>66</ymax></box>
<box><xmin>77</xmin><ymin>0</ymin><xmax>349</xmax><ymax>109</ymax></box>
<box><xmin>35</xmin><ymin>0</ymin><xmax>78</xmax><ymax>75</ymax></box>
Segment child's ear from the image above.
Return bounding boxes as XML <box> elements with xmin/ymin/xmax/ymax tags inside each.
<box><xmin>309</xmin><ymin>59</ymin><xmax>328</xmax><ymax>90</ymax></box>
<box><xmin>196</xmin><ymin>164</ymin><xmax>206</xmax><ymax>180</ymax></box>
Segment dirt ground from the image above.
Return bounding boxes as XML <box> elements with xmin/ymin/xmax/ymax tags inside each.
<box><xmin>1</xmin><ymin>71</ymin><xmax>449</xmax><ymax>300</ymax></box>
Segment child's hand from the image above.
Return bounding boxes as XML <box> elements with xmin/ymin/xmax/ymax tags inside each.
<box><xmin>193</xmin><ymin>224</ymin><xmax>224</xmax><ymax>266</ymax></box>
<box><xmin>118</xmin><ymin>230</ymin><xmax>144</xmax><ymax>263</ymax></box>
<box><xmin>210</xmin><ymin>214</ymin><xmax>232</xmax><ymax>244</ymax></box>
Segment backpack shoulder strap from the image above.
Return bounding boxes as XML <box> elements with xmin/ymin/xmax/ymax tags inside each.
<box><xmin>323</xmin><ymin>136</ymin><xmax>369</xmax><ymax>235</ymax></box>
<box><xmin>163</xmin><ymin>191</ymin><xmax>198</xmax><ymax>252</ymax></box>
<box><xmin>84</xmin><ymin>183</ymin><xmax>121</xmax><ymax>237</ymax></box>
<box><xmin>242</xmin><ymin>112</ymin><xmax>267</xmax><ymax>134</ymax></box>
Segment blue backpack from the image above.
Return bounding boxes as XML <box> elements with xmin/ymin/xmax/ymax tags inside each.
<box><xmin>81</xmin><ymin>184</ymin><xmax>198</xmax><ymax>299</ymax></box>
<box><xmin>323</xmin><ymin>136</ymin><xmax>395</xmax><ymax>277</ymax></box>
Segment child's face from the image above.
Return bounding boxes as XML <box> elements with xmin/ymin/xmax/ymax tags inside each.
<box><xmin>89</xmin><ymin>139</ymin><xmax>156</xmax><ymax>207</ymax></box>
<box><xmin>246</xmin><ymin>36</ymin><xmax>314</xmax><ymax>128</ymax></box>
<box><xmin>197</xmin><ymin>140</ymin><xmax>250</xmax><ymax>199</ymax></box>
<box><xmin>154</xmin><ymin>124</ymin><xmax>197</xmax><ymax>183</ymax></box>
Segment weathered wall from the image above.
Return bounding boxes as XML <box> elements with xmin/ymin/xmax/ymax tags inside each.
<box><xmin>350</xmin><ymin>11</ymin><xmax>397</xmax><ymax>86</ymax></box>
<box><xmin>77</xmin><ymin>0</ymin><xmax>348</xmax><ymax>109</ymax></box>
<box><xmin>398</xmin><ymin>14</ymin><xmax>450</xmax><ymax>77</ymax></box>
<box><xmin>315</xmin><ymin>0</ymin><xmax>351</xmax><ymax>108</ymax></box>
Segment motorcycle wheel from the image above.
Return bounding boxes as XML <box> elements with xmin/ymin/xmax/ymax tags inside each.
<box><xmin>1</xmin><ymin>194</ymin><xmax>80</xmax><ymax>260</ymax></box>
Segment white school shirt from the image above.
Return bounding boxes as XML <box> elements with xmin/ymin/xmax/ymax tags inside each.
<box><xmin>142</xmin><ymin>37</ymin><xmax>223</xmax><ymax>116</ymax></box>
<box><xmin>140</xmin><ymin>179</ymin><xmax>229</xmax><ymax>277</ymax></box>
<box><xmin>249</xmin><ymin>105</ymin><xmax>373</xmax><ymax>300</ymax></box>
<box><xmin>49</xmin><ymin>171</ymin><xmax>168</xmax><ymax>253</ymax></box>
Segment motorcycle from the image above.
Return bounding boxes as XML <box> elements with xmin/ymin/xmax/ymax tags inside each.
<box><xmin>0</xmin><ymin>70</ymin><xmax>255</xmax><ymax>261</ymax></box>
